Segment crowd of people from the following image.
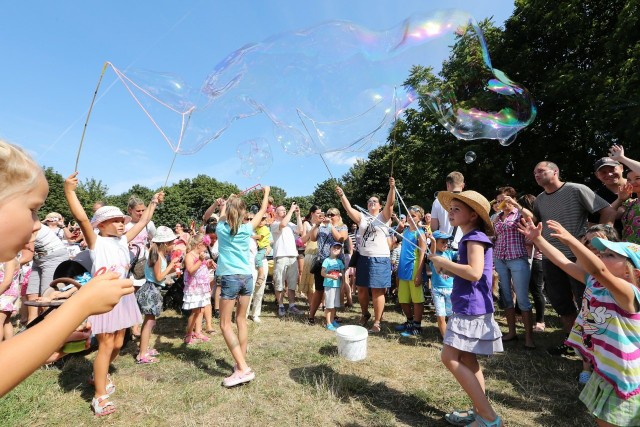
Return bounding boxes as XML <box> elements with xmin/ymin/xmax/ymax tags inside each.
<box><xmin>1</xmin><ymin>138</ymin><xmax>639</xmax><ymax>426</ymax></box>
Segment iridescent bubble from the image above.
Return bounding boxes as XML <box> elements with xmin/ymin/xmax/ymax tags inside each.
<box><xmin>464</xmin><ymin>151</ymin><xmax>477</xmax><ymax>164</ymax></box>
<box><xmin>236</xmin><ymin>137</ymin><xmax>273</xmax><ymax>179</ymax></box>
<box><xmin>419</xmin><ymin>26</ymin><xmax>536</xmax><ymax>144</ymax></box>
<box><xmin>109</xmin><ymin>9</ymin><xmax>534</xmax><ymax>158</ymax></box>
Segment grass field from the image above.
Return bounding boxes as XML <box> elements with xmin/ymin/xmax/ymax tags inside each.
<box><xmin>0</xmin><ymin>294</ymin><xmax>595</xmax><ymax>427</ymax></box>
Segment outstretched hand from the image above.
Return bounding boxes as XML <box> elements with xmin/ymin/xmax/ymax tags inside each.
<box><xmin>335</xmin><ymin>186</ymin><xmax>345</xmax><ymax>197</ymax></box>
<box><xmin>517</xmin><ymin>217</ymin><xmax>542</xmax><ymax>241</ymax></box>
<box><xmin>389</xmin><ymin>176</ymin><xmax>395</xmax><ymax>188</ymax></box>
<box><xmin>76</xmin><ymin>272</ymin><xmax>134</xmax><ymax>316</ymax></box>
<box><xmin>609</xmin><ymin>144</ymin><xmax>624</xmax><ymax>160</ymax></box>
<box><xmin>546</xmin><ymin>220</ymin><xmax>573</xmax><ymax>244</ymax></box>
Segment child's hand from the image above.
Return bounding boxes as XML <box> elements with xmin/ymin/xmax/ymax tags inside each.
<box><xmin>215</xmin><ymin>197</ymin><xmax>226</xmax><ymax>207</ymax></box>
<box><xmin>547</xmin><ymin>220</ymin><xmax>573</xmax><ymax>243</ymax></box>
<box><xmin>609</xmin><ymin>144</ymin><xmax>624</xmax><ymax>160</ymax></box>
<box><xmin>206</xmin><ymin>259</ymin><xmax>216</xmax><ymax>270</ymax></box>
<box><xmin>64</xmin><ymin>172</ymin><xmax>79</xmax><ymax>193</ymax></box>
<box><xmin>413</xmin><ymin>275</ymin><xmax>422</xmax><ymax>287</ymax></box>
<box><xmin>262</xmin><ymin>185</ymin><xmax>270</xmax><ymax>194</ymax></box>
<box><xmin>617</xmin><ymin>182</ymin><xmax>633</xmax><ymax>202</ymax></box>
<box><xmin>76</xmin><ymin>272</ymin><xmax>134</xmax><ymax>316</ymax></box>
<box><xmin>517</xmin><ymin>217</ymin><xmax>542</xmax><ymax>241</ymax></box>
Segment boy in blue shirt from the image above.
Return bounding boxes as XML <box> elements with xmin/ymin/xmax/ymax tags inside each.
<box><xmin>321</xmin><ymin>242</ymin><xmax>345</xmax><ymax>331</ymax></box>
<box><xmin>429</xmin><ymin>230</ymin><xmax>457</xmax><ymax>339</ymax></box>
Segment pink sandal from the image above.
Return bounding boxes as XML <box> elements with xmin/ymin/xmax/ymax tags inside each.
<box><xmin>184</xmin><ymin>333</ymin><xmax>198</xmax><ymax>345</ymax></box>
<box><xmin>136</xmin><ymin>355</ymin><xmax>158</xmax><ymax>364</ymax></box>
<box><xmin>195</xmin><ymin>333</ymin><xmax>210</xmax><ymax>342</ymax></box>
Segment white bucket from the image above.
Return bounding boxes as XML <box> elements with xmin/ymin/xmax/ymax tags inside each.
<box><xmin>335</xmin><ymin>325</ymin><xmax>368</xmax><ymax>361</ymax></box>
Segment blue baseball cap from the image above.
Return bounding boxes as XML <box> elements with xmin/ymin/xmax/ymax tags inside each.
<box><xmin>591</xmin><ymin>238</ymin><xmax>640</xmax><ymax>269</ymax></box>
<box><xmin>432</xmin><ymin>230</ymin><xmax>452</xmax><ymax>240</ymax></box>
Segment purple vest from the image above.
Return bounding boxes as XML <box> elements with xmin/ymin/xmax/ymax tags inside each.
<box><xmin>452</xmin><ymin>229</ymin><xmax>494</xmax><ymax>315</ymax></box>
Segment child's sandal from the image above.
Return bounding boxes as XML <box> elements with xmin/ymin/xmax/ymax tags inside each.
<box><xmin>91</xmin><ymin>395</ymin><xmax>116</xmax><ymax>416</ymax></box>
<box><xmin>195</xmin><ymin>333</ymin><xmax>210</xmax><ymax>342</ymax></box>
<box><xmin>368</xmin><ymin>322</ymin><xmax>381</xmax><ymax>333</ymax></box>
<box><xmin>88</xmin><ymin>373</ymin><xmax>115</xmax><ymax>395</ymax></box>
<box><xmin>471</xmin><ymin>414</ymin><xmax>502</xmax><ymax>427</ymax></box>
<box><xmin>146</xmin><ymin>348</ymin><xmax>160</xmax><ymax>357</ymax></box>
<box><xmin>184</xmin><ymin>333</ymin><xmax>197</xmax><ymax>345</ymax></box>
<box><xmin>136</xmin><ymin>355</ymin><xmax>158</xmax><ymax>364</ymax></box>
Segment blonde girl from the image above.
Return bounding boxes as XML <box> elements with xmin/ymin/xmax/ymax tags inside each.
<box><xmin>214</xmin><ymin>186</ymin><xmax>270</xmax><ymax>387</ymax></box>
<box><xmin>135</xmin><ymin>226</ymin><xmax>178</xmax><ymax>364</ymax></box>
<box><xmin>183</xmin><ymin>233</ymin><xmax>213</xmax><ymax>344</ymax></box>
<box><xmin>520</xmin><ymin>218</ymin><xmax>640</xmax><ymax>426</ymax></box>
<box><xmin>0</xmin><ymin>141</ymin><xmax>132</xmax><ymax>398</ymax></box>
<box><xmin>65</xmin><ymin>172</ymin><xmax>163</xmax><ymax>416</ymax></box>
<box><xmin>428</xmin><ymin>191</ymin><xmax>503</xmax><ymax>427</ymax></box>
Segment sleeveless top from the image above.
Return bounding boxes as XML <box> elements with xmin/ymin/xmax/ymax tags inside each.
<box><xmin>566</xmin><ymin>275</ymin><xmax>640</xmax><ymax>398</ymax></box>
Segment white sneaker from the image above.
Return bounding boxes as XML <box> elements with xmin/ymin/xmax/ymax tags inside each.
<box><xmin>288</xmin><ymin>306</ymin><xmax>302</xmax><ymax>315</ymax></box>
<box><xmin>252</xmin><ymin>316</ymin><xmax>261</xmax><ymax>323</ymax></box>
<box><xmin>277</xmin><ymin>306</ymin><xmax>286</xmax><ymax>317</ymax></box>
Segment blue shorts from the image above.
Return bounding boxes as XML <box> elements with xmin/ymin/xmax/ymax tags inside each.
<box><xmin>431</xmin><ymin>287</ymin><xmax>453</xmax><ymax>317</ymax></box>
<box><xmin>255</xmin><ymin>248</ymin><xmax>267</xmax><ymax>268</ymax></box>
<box><xmin>355</xmin><ymin>255</ymin><xmax>391</xmax><ymax>289</ymax></box>
<box><xmin>220</xmin><ymin>274</ymin><xmax>254</xmax><ymax>300</ymax></box>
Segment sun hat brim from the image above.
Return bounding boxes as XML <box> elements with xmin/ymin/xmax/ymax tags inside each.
<box><xmin>437</xmin><ymin>191</ymin><xmax>494</xmax><ymax>235</ymax></box>
<box><xmin>90</xmin><ymin>206</ymin><xmax>132</xmax><ymax>228</ymax></box>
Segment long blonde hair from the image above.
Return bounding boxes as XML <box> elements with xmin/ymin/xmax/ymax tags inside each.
<box><xmin>0</xmin><ymin>140</ymin><xmax>43</xmax><ymax>204</ymax></box>
<box><xmin>226</xmin><ymin>196</ymin><xmax>246</xmax><ymax>236</ymax></box>
<box><xmin>187</xmin><ymin>233</ymin><xmax>205</xmax><ymax>252</ymax></box>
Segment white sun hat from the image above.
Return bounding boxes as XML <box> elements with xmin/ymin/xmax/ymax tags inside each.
<box><xmin>152</xmin><ymin>226</ymin><xmax>178</xmax><ymax>243</ymax></box>
<box><xmin>90</xmin><ymin>206</ymin><xmax>132</xmax><ymax>228</ymax></box>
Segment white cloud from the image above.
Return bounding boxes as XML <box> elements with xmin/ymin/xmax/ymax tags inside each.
<box><xmin>323</xmin><ymin>151</ymin><xmax>364</xmax><ymax>166</ymax></box>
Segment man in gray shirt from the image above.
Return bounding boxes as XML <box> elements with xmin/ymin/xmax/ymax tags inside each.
<box><xmin>532</xmin><ymin>161</ymin><xmax>616</xmax><ymax>356</ymax></box>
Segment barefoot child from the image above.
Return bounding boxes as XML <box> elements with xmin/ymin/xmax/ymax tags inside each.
<box><xmin>135</xmin><ymin>226</ymin><xmax>178</xmax><ymax>363</ymax></box>
<box><xmin>65</xmin><ymin>172</ymin><xmax>163</xmax><ymax>416</ymax></box>
<box><xmin>520</xmin><ymin>218</ymin><xmax>640</xmax><ymax>426</ymax></box>
<box><xmin>428</xmin><ymin>191</ymin><xmax>503</xmax><ymax>427</ymax></box>
<box><xmin>321</xmin><ymin>242</ymin><xmax>345</xmax><ymax>331</ymax></box>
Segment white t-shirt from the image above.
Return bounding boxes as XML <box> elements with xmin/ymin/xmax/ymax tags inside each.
<box><xmin>34</xmin><ymin>225</ymin><xmax>66</xmax><ymax>254</ymax></box>
<box><xmin>357</xmin><ymin>213</ymin><xmax>391</xmax><ymax>258</ymax></box>
<box><xmin>270</xmin><ymin>221</ymin><xmax>298</xmax><ymax>258</ymax></box>
<box><xmin>431</xmin><ymin>198</ymin><xmax>463</xmax><ymax>249</ymax></box>
<box><xmin>125</xmin><ymin>220</ymin><xmax>156</xmax><ymax>249</ymax></box>
<box><xmin>91</xmin><ymin>235</ymin><xmax>131</xmax><ymax>278</ymax></box>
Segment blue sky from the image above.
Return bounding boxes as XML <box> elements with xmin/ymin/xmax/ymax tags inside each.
<box><xmin>0</xmin><ymin>1</ymin><xmax>514</xmax><ymax>197</ymax></box>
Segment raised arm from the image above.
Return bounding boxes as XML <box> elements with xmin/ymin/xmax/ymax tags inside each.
<box><xmin>280</xmin><ymin>202</ymin><xmax>297</xmax><ymax>230</ymax></box>
<box><xmin>517</xmin><ymin>218</ymin><xmax>586</xmax><ymax>283</ymax></box>
<box><xmin>546</xmin><ymin>220</ymin><xmax>637</xmax><ymax>312</ymax></box>
<box><xmin>64</xmin><ymin>172</ymin><xmax>96</xmax><ymax>249</ymax></box>
<box><xmin>336</xmin><ymin>186</ymin><xmax>361</xmax><ymax>225</ymax></box>
<box><xmin>250</xmin><ymin>186</ymin><xmax>270</xmax><ymax>230</ymax></box>
<box><xmin>610</xmin><ymin>144</ymin><xmax>640</xmax><ymax>175</ymax></box>
<box><xmin>125</xmin><ymin>191</ymin><xmax>164</xmax><ymax>242</ymax></box>
<box><xmin>380</xmin><ymin>177</ymin><xmax>396</xmax><ymax>222</ymax></box>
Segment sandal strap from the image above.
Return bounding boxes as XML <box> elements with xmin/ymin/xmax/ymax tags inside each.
<box><xmin>473</xmin><ymin>414</ymin><xmax>501</xmax><ymax>427</ymax></box>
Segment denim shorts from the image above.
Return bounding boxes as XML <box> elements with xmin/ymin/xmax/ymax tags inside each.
<box><xmin>220</xmin><ymin>274</ymin><xmax>254</xmax><ymax>300</ymax></box>
<box><xmin>431</xmin><ymin>287</ymin><xmax>453</xmax><ymax>317</ymax></box>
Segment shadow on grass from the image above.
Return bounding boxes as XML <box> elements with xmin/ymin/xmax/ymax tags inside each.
<box><xmin>289</xmin><ymin>364</ymin><xmax>448</xmax><ymax>426</ymax></box>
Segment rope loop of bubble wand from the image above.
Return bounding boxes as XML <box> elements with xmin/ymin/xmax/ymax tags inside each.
<box><xmin>162</xmin><ymin>109</ymin><xmax>194</xmax><ymax>189</ymax></box>
<box><xmin>353</xmin><ymin>204</ymin><xmax>426</xmax><ymax>254</ymax></box>
<box><xmin>75</xmin><ymin>62</ymin><xmax>109</xmax><ymax>171</ymax></box>
<box><xmin>394</xmin><ymin>187</ymin><xmax>428</xmax><ymax>246</ymax></box>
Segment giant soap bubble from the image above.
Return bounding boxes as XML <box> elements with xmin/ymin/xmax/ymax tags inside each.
<box><xmin>110</xmin><ymin>9</ymin><xmax>536</xmax><ymax>160</ymax></box>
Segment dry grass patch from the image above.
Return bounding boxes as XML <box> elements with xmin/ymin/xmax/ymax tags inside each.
<box><xmin>0</xmin><ymin>295</ymin><xmax>595</xmax><ymax>426</ymax></box>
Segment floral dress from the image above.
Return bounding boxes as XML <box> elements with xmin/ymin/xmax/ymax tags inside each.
<box><xmin>621</xmin><ymin>198</ymin><xmax>640</xmax><ymax>244</ymax></box>
<box><xmin>182</xmin><ymin>255</ymin><xmax>211</xmax><ymax>310</ymax></box>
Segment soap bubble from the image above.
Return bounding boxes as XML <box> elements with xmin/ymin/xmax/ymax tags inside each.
<box><xmin>464</xmin><ymin>151</ymin><xmax>477</xmax><ymax>164</ymax></box>
<box><xmin>418</xmin><ymin>25</ymin><xmax>536</xmax><ymax>145</ymax></box>
<box><xmin>236</xmin><ymin>137</ymin><xmax>273</xmax><ymax>179</ymax></box>
<box><xmin>109</xmin><ymin>9</ymin><xmax>535</xmax><ymax>160</ymax></box>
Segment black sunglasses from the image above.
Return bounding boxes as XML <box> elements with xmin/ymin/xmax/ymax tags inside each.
<box><xmin>327</xmin><ymin>213</ymin><xmax>336</xmax><ymax>217</ymax></box>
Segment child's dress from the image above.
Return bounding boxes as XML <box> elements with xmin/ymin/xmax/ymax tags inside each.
<box><xmin>183</xmin><ymin>255</ymin><xmax>211</xmax><ymax>310</ymax></box>
<box><xmin>89</xmin><ymin>235</ymin><xmax>142</xmax><ymax>334</ymax></box>
<box><xmin>0</xmin><ymin>262</ymin><xmax>21</xmax><ymax>312</ymax></box>
<box><xmin>444</xmin><ymin>229</ymin><xmax>503</xmax><ymax>355</ymax></box>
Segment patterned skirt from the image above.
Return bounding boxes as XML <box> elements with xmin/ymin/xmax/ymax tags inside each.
<box><xmin>136</xmin><ymin>281</ymin><xmax>163</xmax><ymax>317</ymax></box>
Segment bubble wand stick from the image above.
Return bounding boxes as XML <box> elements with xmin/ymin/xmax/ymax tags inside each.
<box><xmin>394</xmin><ymin>187</ymin><xmax>429</xmax><ymax>246</ymax></box>
<box><xmin>352</xmin><ymin>204</ymin><xmax>423</xmax><ymax>253</ymax></box>
<box><xmin>75</xmin><ymin>62</ymin><xmax>109</xmax><ymax>171</ymax></box>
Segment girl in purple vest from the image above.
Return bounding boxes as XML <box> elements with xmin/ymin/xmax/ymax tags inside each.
<box><xmin>429</xmin><ymin>191</ymin><xmax>503</xmax><ymax>427</ymax></box>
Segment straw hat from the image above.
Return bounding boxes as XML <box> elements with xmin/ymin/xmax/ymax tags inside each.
<box><xmin>90</xmin><ymin>206</ymin><xmax>131</xmax><ymax>228</ymax></box>
<box><xmin>437</xmin><ymin>191</ymin><xmax>494</xmax><ymax>235</ymax></box>
<box><xmin>152</xmin><ymin>226</ymin><xmax>178</xmax><ymax>243</ymax></box>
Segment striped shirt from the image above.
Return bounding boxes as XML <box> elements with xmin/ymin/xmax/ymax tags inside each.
<box><xmin>533</xmin><ymin>182</ymin><xmax>610</xmax><ymax>258</ymax></box>
<box><xmin>566</xmin><ymin>275</ymin><xmax>640</xmax><ymax>398</ymax></box>
<box><xmin>493</xmin><ymin>208</ymin><xmax>528</xmax><ymax>260</ymax></box>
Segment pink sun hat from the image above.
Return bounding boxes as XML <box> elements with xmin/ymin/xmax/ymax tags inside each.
<box><xmin>90</xmin><ymin>206</ymin><xmax>132</xmax><ymax>228</ymax></box>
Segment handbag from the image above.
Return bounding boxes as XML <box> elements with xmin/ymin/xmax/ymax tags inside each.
<box><xmin>129</xmin><ymin>244</ymin><xmax>147</xmax><ymax>280</ymax></box>
<box><xmin>309</xmin><ymin>228</ymin><xmax>330</xmax><ymax>275</ymax></box>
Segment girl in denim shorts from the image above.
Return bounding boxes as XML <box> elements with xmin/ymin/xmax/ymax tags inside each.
<box><xmin>213</xmin><ymin>186</ymin><xmax>270</xmax><ymax>388</ymax></box>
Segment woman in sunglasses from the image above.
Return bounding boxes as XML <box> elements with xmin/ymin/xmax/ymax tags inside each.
<box><xmin>336</xmin><ymin>177</ymin><xmax>395</xmax><ymax>333</ymax></box>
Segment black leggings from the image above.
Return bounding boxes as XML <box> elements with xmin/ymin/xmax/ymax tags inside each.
<box><xmin>529</xmin><ymin>259</ymin><xmax>545</xmax><ymax>323</ymax></box>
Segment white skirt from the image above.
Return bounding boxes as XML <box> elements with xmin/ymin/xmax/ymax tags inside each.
<box><xmin>182</xmin><ymin>292</ymin><xmax>211</xmax><ymax>310</ymax></box>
